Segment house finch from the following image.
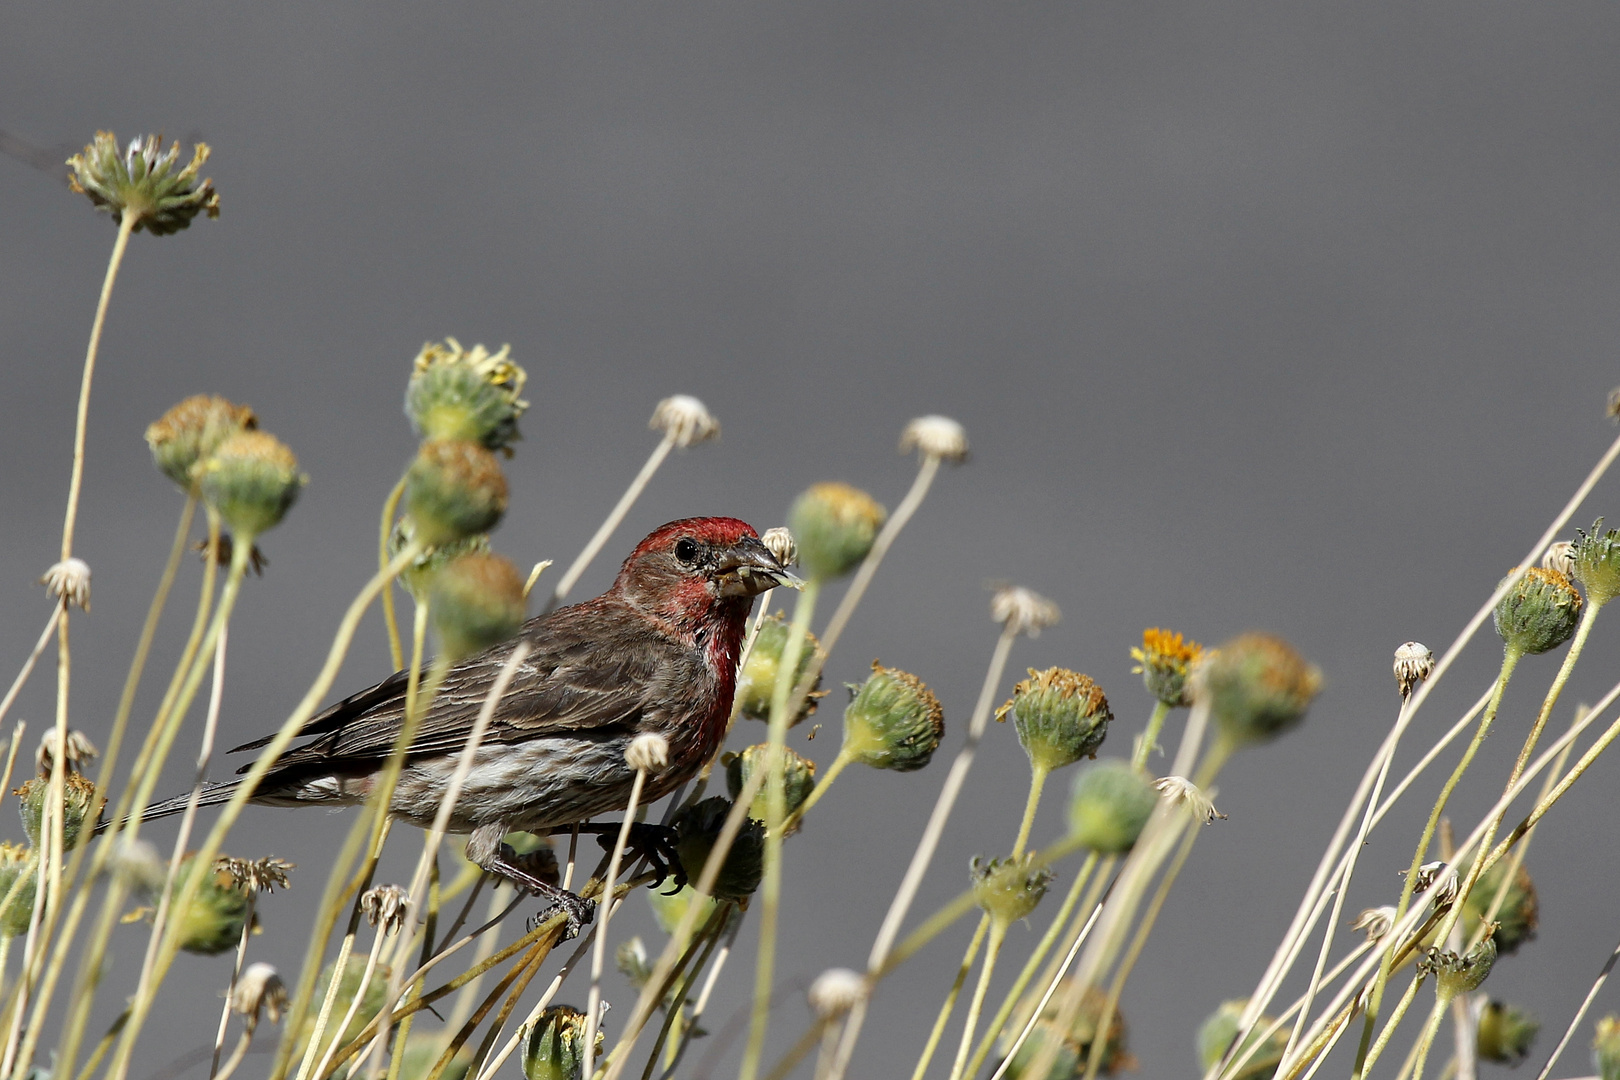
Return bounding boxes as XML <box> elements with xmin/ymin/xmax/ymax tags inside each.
<box><xmin>137</xmin><ymin>517</ymin><xmax>796</xmax><ymax>928</ymax></box>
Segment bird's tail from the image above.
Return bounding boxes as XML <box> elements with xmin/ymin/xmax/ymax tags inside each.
<box><xmin>95</xmin><ymin>781</ymin><xmax>242</xmax><ymax>836</ymax></box>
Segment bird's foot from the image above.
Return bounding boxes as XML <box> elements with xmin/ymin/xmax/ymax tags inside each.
<box><xmin>486</xmin><ymin>841</ymin><xmax>595</xmax><ymax>939</ymax></box>
<box><xmin>557</xmin><ymin>822</ymin><xmax>687</xmax><ymax>892</ymax></box>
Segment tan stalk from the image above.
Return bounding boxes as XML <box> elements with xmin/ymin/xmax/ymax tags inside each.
<box><xmin>546</xmin><ymin>432</ymin><xmax>676</xmax><ymax>611</ymax></box>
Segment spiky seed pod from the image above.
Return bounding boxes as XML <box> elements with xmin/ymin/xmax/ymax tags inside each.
<box><xmin>391</xmin><ymin>519</ymin><xmax>492</xmax><ymax>603</ymax></box>
<box><xmin>405</xmin><ymin>439</ymin><xmax>509</xmax><ymax>548</ymax></box>
<box><xmin>16</xmin><ymin>773</ymin><xmax>100</xmax><ymax>850</ymax></box>
<box><xmin>230</xmin><ymin>963</ymin><xmax>288</xmax><ymax>1024</ymax></box>
<box><xmin>970</xmin><ymin>854</ymin><xmax>1053</xmax><ymax>925</ymax></box>
<box><xmin>195</xmin><ymin>431</ymin><xmax>306</xmax><ymax>539</ymax></box>
<box><xmin>427</xmin><ymin>552</ymin><xmax>526</xmax><ymax>662</ymax></box>
<box><xmin>1476</xmin><ymin>999</ymin><xmax>1539</xmax><ymax>1066</ymax></box>
<box><xmin>899</xmin><ymin>415</ymin><xmax>970</xmax><ymax>463</ymax></box>
<box><xmin>405</xmin><ymin>340</ymin><xmax>529</xmax><ymax>453</ymax></box>
<box><xmin>66</xmin><ymin>132</ymin><xmax>219</xmax><ymax>234</ymax></box>
<box><xmin>0</xmin><ymin>844</ymin><xmax>37</xmax><ymax>938</ymax></box>
<box><xmin>1595</xmin><ymin>1015</ymin><xmax>1620</xmax><ymax>1080</ymax></box>
<box><xmin>144</xmin><ymin>395</ymin><xmax>258</xmax><ymax>492</ymax></box>
<box><xmin>1574</xmin><ymin>520</ymin><xmax>1620</xmax><ymax>607</ymax></box>
<box><xmin>1458</xmin><ymin>857</ymin><xmax>1538</xmax><ymax>954</ymax></box>
<box><xmin>1393</xmin><ymin>642</ymin><xmax>1434</xmax><ymax>699</ymax></box>
<box><xmin>109</xmin><ymin>840</ymin><xmax>167</xmax><ymax>897</ymax></box>
<box><xmin>1420</xmin><ymin>932</ymin><xmax>1498</xmax><ymax>1002</ymax></box>
<box><xmin>724</xmin><ymin>745</ymin><xmax>817</xmax><ymax>826</ymax></box>
<box><xmin>998</xmin><ymin>982</ymin><xmax>1133</xmax><ymax>1078</ymax></box>
<box><xmin>215</xmin><ymin>856</ymin><xmax>294</xmax><ymax>894</ymax></box>
<box><xmin>787</xmin><ymin>482</ymin><xmax>887</xmax><ymax>580</ymax></box>
<box><xmin>293</xmin><ymin>955</ymin><xmax>391</xmax><ymax>1061</ymax></box>
<box><xmin>997</xmin><ymin>668</ymin><xmax>1113</xmax><ymax>773</ymax></box>
<box><xmin>523</xmin><ymin>1005</ymin><xmax>601</xmax><ymax>1080</ymax></box>
<box><xmin>840</xmin><ymin>662</ymin><xmax>945</xmax><ymax>773</ymax></box>
<box><xmin>1196</xmin><ymin>999</ymin><xmax>1288</xmax><ymax>1080</ymax></box>
<box><xmin>1200</xmin><ymin>633</ymin><xmax>1322</xmax><ymax>748</ymax></box>
<box><xmin>670</xmin><ymin>797</ymin><xmax>766</xmax><ymax>902</ymax></box>
<box><xmin>1068</xmin><ymin>760</ymin><xmax>1158</xmax><ymax>854</ymax></box>
<box><xmin>991</xmin><ymin>587</ymin><xmax>1061</xmax><ymax>638</ymax></box>
<box><xmin>1493</xmin><ymin>567</ymin><xmax>1582</xmax><ymax>656</ymax></box>
<box><xmin>169</xmin><ymin>855</ymin><xmax>253</xmax><ymax>955</ymax></box>
<box><xmin>734</xmin><ymin>613</ymin><xmax>825</xmax><ymax>725</ymax></box>
<box><xmin>1130</xmin><ymin>628</ymin><xmax>1204</xmax><ymax>708</ymax></box>
<box><xmin>1351</xmin><ymin>906</ymin><xmax>1397</xmax><ymax>944</ymax></box>
<box><xmin>35</xmin><ymin>729</ymin><xmax>97</xmax><ymax>777</ymax></box>
<box><xmin>650</xmin><ymin>395</ymin><xmax>720</xmax><ymax>448</ymax></box>
<box><xmin>808</xmin><ymin>969</ymin><xmax>867</xmax><ymax>1019</ymax></box>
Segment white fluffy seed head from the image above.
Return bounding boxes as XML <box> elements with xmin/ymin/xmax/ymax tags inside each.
<box><xmin>807</xmin><ymin>968</ymin><xmax>866</xmax><ymax>1019</ymax></box>
<box><xmin>899</xmin><ymin>415</ymin><xmax>969</xmax><ymax>463</ymax></box>
<box><xmin>761</xmin><ymin>527</ymin><xmax>797</xmax><ymax>568</ymax></box>
<box><xmin>990</xmin><ymin>586</ymin><xmax>1060</xmax><ymax>638</ymax></box>
<box><xmin>1350</xmin><ymin>905</ymin><xmax>1397</xmax><ymax>944</ymax></box>
<box><xmin>650</xmin><ymin>395</ymin><xmax>720</xmax><ymax>448</ymax></box>
<box><xmin>41</xmin><ymin>558</ymin><xmax>92</xmax><ymax>612</ymax></box>
<box><xmin>1154</xmin><ymin>775</ymin><xmax>1226</xmax><ymax>825</ymax></box>
<box><xmin>1542</xmin><ymin>540</ymin><xmax>1576</xmax><ymax>577</ymax></box>
<box><xmin>35</xmin><ymin>729</ymin><xmax>98</xmax><ymax>777</ymax></box>
<box><xmin>625</xmin><ymin>732</ymin><xmax>671</xmax><ymax>773</ymax></box>
<box><xmin>1393</xmin><ymin>641</ymin><xmax>1435</xmax><ymax>698</ymax></box>
<box><xmin>230</xmin><ymin>963</ymin><xmax>287</xmax><ymax>1023</ymax></box>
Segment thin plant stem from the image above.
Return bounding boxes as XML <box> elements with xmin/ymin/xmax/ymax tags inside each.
<box><xmin>309</xmin><ymin>926</ymin><xmax>389</xmax><ymax>1080</ymax></box>
<box><xmin>212</xmin><ymin>1024</ymin><xmax>256</xmax><ymax>1080</ymax></box>
<box><xmin>0</xmin><ymin>610</ymin><xmax>61</xmax><ymax>735</ymax></box>
<box><xmin>1133</xmin><ymin>700</ymin><xmax>1171</xmax><ymax>770</ymax></box>
<box><xmin>661</xmin><ymin>910</ymin><xmax>743</xmax><ymax>1080</ymax></box>
<box><xmin>379</xmin><ymin>474</ymin><xmax>407</xmax><ymax>669</ymax></box>
<box><xmin>1531</xmin><ymin>934</ymin><xmax>1620</xmax><ymax>1080</ymax></box>
<box><xmin>1360</xmin><ymin>974</ymin><xmax>1426</xmax><ymax>1080</ymax></box>
<box><xmin>1011</xmin><ymin>765</ymin><xmax>1049</xmax><ymax>860</ymax></box>
<box><xmin>1409</xmin><ymin>996</ymin><xmax>1450</xmax><ymax>1080</ymax></box>
<box><xmin>761</xmin><ymin>1023</ymin><xmax>825</xmax><ymax>1080</ymax></box>
<box><xmin>468</xmin><ymin>911</ymin><xmax>603</xmax><ymax>1080</ymax></box>
<box><xmin>583</xmin><ymin>773</ymin><xmax>650</xmax><ymax>1079</ymax></box>
<box><xmin>297</xmin><ymin>922</ymin><xmax>365</xmax><ymax>1080</ymax></box>
<box><xmin>211</xmin><ymin>895</ymin><xmax>257</xmax><ymax>1079</ymax></box>
<box><xmin>641</xmin><ymin>911</ymin><xmax>728</xmax><ymax>1080</ymax></box>
<box><xmin>547</xmin><ymin>433</ymin><xmax>675</xmax><ymax>610</ymax></box>
<box><xmin>781</xmin><ymin>750</ymin><xmax>849</xmax><ymax>832</ymax></box>
<box><xmin>911</xmin><ymin>917</ymin><xmax>990</xmax><ymax>1080</ymax></box>
<box><xmin>948</xmin><ymin>920</ymin><xmax>1008</xmax><ymax>1080</ymax></box>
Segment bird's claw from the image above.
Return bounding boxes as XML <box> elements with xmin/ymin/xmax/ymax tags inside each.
<box><xmin>594</xmin><ymin>821</ymin><xmax>686</xmax><ymax>893</ymax></box>
<box><xmin>490</xmin><ymin>842</ymin><xmax>596</xmax><ymax>940</ymax></box>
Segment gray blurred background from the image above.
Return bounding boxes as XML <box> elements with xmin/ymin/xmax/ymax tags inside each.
<box><xmin>4</xmin><ymin>4</ymin><xmax>1620</xmax><ymax>1077</ymax></box>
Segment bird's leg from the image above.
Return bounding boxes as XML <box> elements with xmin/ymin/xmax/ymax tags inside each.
<box><xmin>467</xmin><ymin>824</ymin><xmax>595</xmax><ymax>938</ymax></box>
<box><xmin>555</xmin><ymin>822</ymin><xmax>686</xmax><ymax>891</ymax></box>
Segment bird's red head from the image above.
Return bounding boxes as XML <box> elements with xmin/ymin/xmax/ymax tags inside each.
<box><xmin>612</xmin><ymin>517</ymin><xmax>798</xmax><ymax>627</ymax></box>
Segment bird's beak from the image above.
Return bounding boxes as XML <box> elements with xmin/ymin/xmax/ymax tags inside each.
<box><xmin>714</xmin><ymin>538</ymin><xmax>803</xmax><ymax>597</ymax></box>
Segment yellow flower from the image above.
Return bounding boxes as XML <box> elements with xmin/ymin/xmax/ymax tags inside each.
<box><xmin>1130</xmin><ymin>628</ymin><xmax>1203</xmax><ymax>708</ymax></box>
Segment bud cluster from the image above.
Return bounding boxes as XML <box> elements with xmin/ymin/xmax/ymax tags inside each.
<box><xmin>670</xmin><ymin>797</ymin><xmax>766</xmax><ymax>902</ymax></box>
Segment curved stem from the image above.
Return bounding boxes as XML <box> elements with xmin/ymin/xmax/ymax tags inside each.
<box><xmin>1011</xmin><ymin>766</ymin><xmax>1048</xmax><ymax>860</ymax></box>
<box><xmin>1408</xmin><ymin>997</ymin><xmax>1450</xmax><ymax>1080</ymax></box>
<box><xmin>379</xmin><ymin>474</ymin><xmax>407</xmax><ymax>669</ymax></box>
<box><xmin>782</xmin><ymin>750</ymin><xmax>850</xmax><ymax>833</ymax></box>
<box><xmin>910</xmin><ymin>916</ymin><xmax>989</xmax><ymax>1080</ymax></box>
<box><xmin>547</xmin><ymin>434</ymin><xmax>674</xmax><ymax>610</ymax></box>
<box><xmin>949</xmin><ymin>920</ymin><xmax>1008</xmax><ymax>1080</ymax></box>
<box><xmin>1132</xmin><ymin>701</ymin><xmax>1171</xmax><ymax>771</ymax></box>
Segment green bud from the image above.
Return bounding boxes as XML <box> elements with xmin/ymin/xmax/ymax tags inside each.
<box><xmin>391</xmin><ymin>518</ymin><xmax>492</xmax><ymax>603</ymax></box>
<box><xmin>144</xmin><ymin>395</ymin><xmax>258</xmax><ymax>492</ymax></box>
<box><xmin>1130</xmin><ymin>628</ymin><xmax>1204</xmax><ymax>709</ymax></box>
<box><xmin>405</xmin><ymin>339</ymin><xmax>529</xmax><ymax>453</ymax></box>
<box><xmin>66</xmin><ymin>132</ymin><xmax>220</xmax><ymax>234</ymax></box>
<box><xmin>734</xmin><ymin>613</ymin><xmax>826</xmax><ymax>725</ymax></box>
<box><xmin>786</xmin><ymin>482</ymin><xmax>887</xmax><ymax>580</ymax></box>
<box><xmin>1458</xmin><ymin>857</ymin><xmax>1537</xmax><ymax>954</ymax></box>
<box><xmin>1196</xmin><ymin>999</ymin><xmax>1287</xmax><ymax>1080</ymax></box>
<box><xmin>1476</xmin><ymin>1000</ymin><xmax>1539</xmax><ymax>1066</ymax></box>
<box><xmin>997</xmin><ymin>668</ymin><xmax>1112</xmax><ymax>773</ymax></box>
<box><xmin>841</xmin><ymin>662</ymin><xmax>945</xmax><ymax>773</ymax></box>
<box><xmin>1202</xmin><ymin>633</ymin><xmax>1322</xmax><ymax>748</ymax></box>
<box><xmin>970</xmin><ymin>853</ymin><xmax>1052</xmax><ymax>925</ymax></box>
<box><xmin>16</xmin><ymin>773</ymin><xmax>100</xmax><ymax>851</ymax></box>
<box><xmin>999</xmin><ymin>982</ymin><xmax>1133</xmax><ymax>1078</ymax></box>
<box><xmin>169</xmin><ymin>855</ymin><xmax>253</xmax><ymax>955</ymax></box>
<box><xmin>1067</xmin><ymin>760</ymin><xmax>1157</xmax><ymax>854</ymax></box>
<box><xmin>195</xmin><ymin>431</ymin><xmax>306</xmax><ymax>539</ymax></box>
<box><xmin>670</xmin><ymin>797</ymin><xmax>765</xmax><ymax>903</ymax></box>
<box><xmin>523</xmin><ymin>1006</ymin><xmax>600</xmax><ymax>1080</ymax></box>
<box><xmin>294</xmin><ymin>954</ymin><xmax>391</xmax><ymax>1061</ymax></box>
<box><xmin>1421</xmin><ymin>933</ymin><xmax>1497</xmax><ymax>1002</ymax></box>
<box><xmin>1574</xmin><ymin>520</ymin><xmax>1620</xmax><ymax>606</ymax></box>
<box><xmin>1595</xmin><ymin>1015</ymin><xmax>1620</xmax><ymax>1080</ymax></box>
<box><xmin>428</xmin><ymin>552</ymin><xmax>527</xmax><ymax>661</ymax></box>
<box><xmin>724</xmin><ymin>745</ymin><xmax>817</xmax><ymax>827</ymax></box>
<box><xmin>1494</xmin><ymin>567</ymin><xmax>1582</xmax><ymax>656</ymax></box>
<box><xmin>0</xmin><ymin>845</ymin><xmax>37</xmax><ymax>938</ymax></box>
<box><xmin>405</xmin><ymin>439</ymin><xmax>509</xmax><ymax>548</ymax></box>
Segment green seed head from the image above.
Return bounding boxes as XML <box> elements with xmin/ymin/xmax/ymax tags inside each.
<box><xmin>66</xmin><ymin>132</ymin><xmax>220</xmax><ymax>234</ymax></box>
<box><xmin>195</xmin><ymin>431</ymin><xmax>306</xmax><ymax>539</ymax></box>
<box><xmin>405</xmin><ymin>339</ymin><xmax>529</xmax><ymax>453</ymax></box>
<box><xmin>1573</xmin><ymin>520</ymin><xmax>1620</xmax><ymax>606</ymax></box>
<box><xmin>999</xmin><ymin>982</ymin><xmax>1133</xmax><ymax>1078</ymax></box>
<box><xmin>144</xmin><ymin>395</ymin><xmax>258</xmax><ymax>492</ymax></box>
<box><xmin>670</xmin><ymin>797</ymin><xmax>766</xmax><ymax>903</ymax></box>
<box><xmin>841</xmin><ymin>662</ymin><xmax>945</xmax><ymax>773</ymax></box>
<box><xmin>1131</xmin><ymin>628</ymin><xmax>1204</xmax><ymax>708</ymax></box>
<box><xmin>1068</xmin><ymin>760</ymin><xmax>1158</xmax><ymax>854</ymax></box>
<box><xmin>1201</xmin><ymin>633</ymin><xmax>1322</xmax><ymax>748</ymax></box>
<box><xmin>1196</xmin><ymin>999</ymin><xmax>1287</xmax><ymax>1080</ymax></box>
<box><xmin>293</xmin><ymin>954</ymin><xmax>391</xmax><ymax>1060</ymax></box>
<box><xmin>1421</xmin><ymin>932</ymin><xmax>1498</xmax><ymax>1002</ymax></box>
<box><xmin>427</xmin><ymin>552</ymin><xmax>527</xmax><ymax>661</ymax></box>
<box><xmin>1494</xmin><ymin>567</ymin><xmax>1582</xmax><ymax>656</ymax></box>
<box><xmin>392</xmin><ymin>518</ymin><xmax>492</xmax><ymax>603</ymax></box>
<box><xmin>724</xmin><ymin>744</ymin><xmax>817</xmax><ymax>827</ymax></box>
<box><xmin>405</xmin><ymin>439</ymin><xmax>509</xmax><ymax>548</ymax></box>
<box><xmin>970</xmin><ymin>853</ymin><xmax>1053</xmax><ymax>925</ymax></box>
<box><xmin>16</xmin><ymin>773</ymin><xmax>100</xmax><ymax>851</ymax></box>
<box><xmin>734</xmin><ymin>613</ymin><xmax>826</xmax><ymax>726</ymax></box>
<box><xmin>1476</xmin><ymin>1000</ymin><xmax>1539</xmax><ymax>1066</ymax></box>
<box><xmin>1595</xmin><ymin>1015</ymin><xmax>1620</xmax><ymax>1080</ymax></box>
<box><xmin>1458</xmin><ymin>858</ymin><xmax>1538</xmax><ymax>954</ymax></box>
<box><xmin>787</xmin><ymin>482</ymin><xmax>887</xmax><ymax>580</ymax></box>
<box><xmin>997</xmin><ymin>667</ymin><xmax>1112</xmax><ymax>773</ymax></box>
<box><xmin>0</xmin><ymin>844</ymin><xmax>37</xmax><ymax>938</ymax></box>
<box><xmin>170</xmin><ymin>855</ymin><xmax>253</xmax><ymax>955</ymax></box>
<box><xmin>523</xmin><ymin>1006</ymin><xmax>600</xmax><ymax>1080</ymax></box>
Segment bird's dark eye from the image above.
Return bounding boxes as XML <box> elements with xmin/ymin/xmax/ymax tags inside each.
<box><xmin>674</xmin><ymin>538</ymin><xmax>699</xmax><ymax>565</ymax></box>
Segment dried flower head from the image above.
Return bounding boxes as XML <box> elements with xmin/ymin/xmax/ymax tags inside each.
<box><xmin>16</xmin><ymin>772</ymin><xmax>101</xmax><ymax>850</ymax></box>
<box><xmin>997</xmin><ymin>668</ymin><xmax>1112</xmax><ymax>773</ymax></box>
<box><xmin>1573</xmin><ymin>519</ymin><xmax>1620</xmax><ymax>608</ymax></box>
<box><xmin>1475</xmin><ymin>998</ymin><xmax>1539</xmax><ymax>1066</ymax></box>
<box><xmin>734</xmin><ymin>612</ymin><xmax>826</xmax><ymax>725</ymax></box>
<box><xmin>1130</xmin><ymin>628</ymin><xmax>1203</xmax><ymax>708</ymax></box>
<box><xmin>625</xmin><ymin>732</ymin><xmax>670</xmax><ymax>773</ymax></box>
<box><xmin>808</xmin><ymin>968</ymin><xmax>867</xmax><ymax>1019</ymax></box>
<box><xmin>1155</xmin><ymin>775</ymin><xmax>1226</xmax><ymax>825</ymax></box>
<box><xmin>1068</xmin><ymin>759</ymin><xmax>1158</xmax><ymax>854</ymax></box>
<box><xmin>724</xmin><ymin>744</ymin><xmax>817</xmax><ymax>828</ymax></box>
<box><xmin>1493</xmin><ymin>566</ymin><xmax>1582</xmax><ymax>656</ymax></box>
<box><xmin>788</xmin><ymin>482</ymin><xmax>887</xmax><ymax>580</ymax></box>
<box><xmin>145</xmin><ymin>395</ymin><xmax>257</xmax><ymax>491</ymax></box>
<box><xmin>1419</xmin><ymin>930</ymin><xmax>1498</xmax><ymax>1001</ymax></box>
<box><xmin>760</xmin><ymin>527</ymin><xmax>797</xmax><ymax>567</ymax></box>
<box><xmin>970</xmin><ymin>853</ymin><xmax>1053</xmax><ymax>925</ymax></box>
<box><xmin>1199</xmin><ymin>632</ymin><xmax>1322</xmax><ymax>749</ymax></box>
<box><xmin>406</xmin><ymin>339</ymin><xmax>529</xmax><ymax>453</ymax></box>
<box><xmin>1393</xmin><ymin>642</ymin><xmax>1434</xmax><ymax>699</ymax></box>
<box><xmin>1350</xmin><ymin>906</ymin><xmax>1397</xmax><ymax>944</ymax></box>
<box><xmin>991</xmin><ymin>586</ymin><xmax>1061</xmax><ymax>638</ymax></box>
<box><xmin>230</xmin><ymin>963</ymin><xmax>288</xmax><ymax>1024</ymax></box>
<box><xmin>41</xmin><ymin>558</ymin><xmax>92</xmax><ymax>612</ymax></box>
<box><xmin>523</xmin><ymin>1005</ymin><xmax>600</xmax><ymax>1080</ymax></box>
<box><xmin>650</xmin><ymin>394</ymin><xmax>720</xmax><ymax>448</ymax></box>
<box><xmin>66</xmin><ymin>132</ymin><xmax>219</xmax><ymax>234</ymax></box>
<box><xmin>35</xmin><ymin>729</ymin><xmax>97</xmax><ymax>777</ymax></box>
<box><xmin>899</xmin><ymin>415</ymin><xmax>969</xmax><ymax>463</ymax></box>
<box><xmin>670</xmin><ymin>797</ymin><xmax>766</xmax><ymax>902</ymax></box>
<box><xmin>1196</xmin><ymin>998</ymin><xmax>1288</xmax><ymax>1080</ymax></box>
<box><xmin>214</xmin><ymin>855</ymin><xmax>293</xmax><ymax>894</ymax></box>
<box><xmin>1543</xmin><ymin>540</ymin><xmax>1577</xmax><ymax>577</ymax></box>
<box><xmin>195</xmin><ymin>430</ymin><xmax>306</xmax><ymax>539</ymax></box>
<box><xmin>1407</xmin><ymin>860</ymin><xmax>1459</xmax><ymax>908</ymax></box>
<box><xmin>428</xmin><ymin>551</ymin><xmax>527</xmax><ymax>662</ymax></box>
<box><xmin>841</xmin><ymin>662</ymin><xmax>945</xmax><ymax>772</ymax></box>
<box><xmin>405</xmin><ymin>439</ymin><xmax>509</xmax><ymax>548</ymax></box>
<box><xmin>0</xmin><ymin>844</ymin><xmax>37</xmax><ymax>938</ymax></box>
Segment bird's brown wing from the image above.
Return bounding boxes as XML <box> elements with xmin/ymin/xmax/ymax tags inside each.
<box><xmin>232</xmin><ymin>599</ymin><xmax>703</xmax><ymax>775</ymax></box>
